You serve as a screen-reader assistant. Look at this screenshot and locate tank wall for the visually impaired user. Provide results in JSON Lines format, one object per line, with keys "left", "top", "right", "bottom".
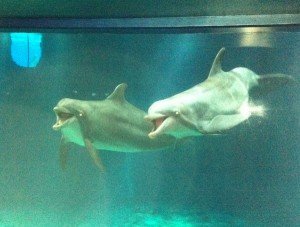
{"left": 0, "top": 30, "right": 299, "bottom": 226}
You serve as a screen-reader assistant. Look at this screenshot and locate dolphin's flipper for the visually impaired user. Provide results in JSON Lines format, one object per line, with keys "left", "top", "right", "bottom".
{"left": 201, "top": 113, "right": 250, "bottom": 134}
{"left": 250, "top": 74, "right": 295, "bottom": 96}
{"left": 71, "top": 109, "right": 105, "bottom": 171}
{"left": 59, "top": 136, "right": 70, "bottom": 170}
{"left": 84, "top": 138, "right": 105, "bottom": 171}
{"left": 200, "top": 101, "right": 265, "bottom": 133}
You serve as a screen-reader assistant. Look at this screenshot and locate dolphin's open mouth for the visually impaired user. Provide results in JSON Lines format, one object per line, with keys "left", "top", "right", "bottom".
{"left": 145, "top": 115, "right": 169, "bottom": 138}
{"left": 152, "top": 116, "right": 167, "bottom": 131}
{"left": 53, "top": 107, "right": 75, "bottom": 130}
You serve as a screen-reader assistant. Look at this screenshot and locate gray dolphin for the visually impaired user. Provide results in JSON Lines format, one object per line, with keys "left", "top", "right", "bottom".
{"left": 145, "top": 48, "right": 293, "bottom": 139}
{"left": 53, "top": 83, "right": 175, "bottom": 171}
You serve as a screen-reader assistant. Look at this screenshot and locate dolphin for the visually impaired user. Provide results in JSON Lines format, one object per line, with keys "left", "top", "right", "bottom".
{"left": 145, "top": 48, "right": 293, "bottom": 139}
{"left": 53, "top": 83, "right": 175, "bottom": 171}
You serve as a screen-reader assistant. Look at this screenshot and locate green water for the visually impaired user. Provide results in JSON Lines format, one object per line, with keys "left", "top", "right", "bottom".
{"left": 0, "top": 30, "right": 299, "bottom": 226}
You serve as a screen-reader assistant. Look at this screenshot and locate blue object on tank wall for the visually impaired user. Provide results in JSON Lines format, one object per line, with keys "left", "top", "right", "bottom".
{"left": 10, "top": 33, "right": 42, "bottom": 68}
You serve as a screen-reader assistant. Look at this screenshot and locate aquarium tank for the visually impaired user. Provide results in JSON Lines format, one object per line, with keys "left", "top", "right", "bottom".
{"left": 0, "top": 1, "right": 299, "bottom": 226}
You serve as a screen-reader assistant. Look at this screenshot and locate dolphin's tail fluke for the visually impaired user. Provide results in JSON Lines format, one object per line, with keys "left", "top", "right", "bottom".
{"left": 250, "top": 74, "right": 295, "bottom": 97}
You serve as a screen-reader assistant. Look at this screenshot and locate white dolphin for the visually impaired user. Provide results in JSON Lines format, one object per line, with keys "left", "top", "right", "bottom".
{"left": 145, "top": 48, "right": 293, "bottom": 139}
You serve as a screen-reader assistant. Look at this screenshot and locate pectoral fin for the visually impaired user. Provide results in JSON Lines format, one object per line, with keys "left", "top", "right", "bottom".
{"left": 201, "top": 113, "right": 250, "bottom": 134}
{"left": 59, "top": 136, "right": 70, "bottom": 170}
{"left": 84, "top": 138, "right": 105, "bottom": 172}
{"left": 72, "top": 110, "right": 105, "bottom": 171}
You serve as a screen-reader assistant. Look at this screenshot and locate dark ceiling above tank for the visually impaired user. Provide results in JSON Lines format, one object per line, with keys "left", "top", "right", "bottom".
{"left": 0, "top": 0, "right": 299, "bottom": 18}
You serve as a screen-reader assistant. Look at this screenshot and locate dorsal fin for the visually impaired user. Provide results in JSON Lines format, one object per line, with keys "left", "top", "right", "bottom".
{"left": 107, "top": 83, "right": 127, "bottom": 102}
{"left": 208, "top": 47, "right": 225, "bottom": 78}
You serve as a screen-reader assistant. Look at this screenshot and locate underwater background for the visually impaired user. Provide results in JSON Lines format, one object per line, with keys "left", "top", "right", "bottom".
{"left": 0, "top": 30, "right": 299, "bottom": 226}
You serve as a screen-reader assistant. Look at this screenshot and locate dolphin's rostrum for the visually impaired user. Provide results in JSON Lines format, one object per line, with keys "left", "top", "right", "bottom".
{"left": 53, "top": 84, "right": 175, "bottom": 171}
{"left": 145, "top": 48, "right": 294, "bottom": 139}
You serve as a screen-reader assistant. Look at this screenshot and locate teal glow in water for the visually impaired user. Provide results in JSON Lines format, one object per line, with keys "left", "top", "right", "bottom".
{"left": 0, "top": 31, "right": 298, "bottom": 226}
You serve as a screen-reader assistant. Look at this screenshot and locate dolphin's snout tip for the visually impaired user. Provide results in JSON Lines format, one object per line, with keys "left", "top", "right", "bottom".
{"left": 148, "top": 132, "right": 157, "bottom": 139}
{"left": 52, "top": 124, "right": 59, "bottom": 130}
{"left": 53, "top": 106, "right": 59, "bottom": 113}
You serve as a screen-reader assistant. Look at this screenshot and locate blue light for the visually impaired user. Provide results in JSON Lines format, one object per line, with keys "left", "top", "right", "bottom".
{"left": 10, "top": 33, "right": 42, "bottom": 68}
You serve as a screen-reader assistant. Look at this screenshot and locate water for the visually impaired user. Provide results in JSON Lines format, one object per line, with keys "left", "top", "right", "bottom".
{"left": 0, "top": 29, "right": 299, "bottom": 226}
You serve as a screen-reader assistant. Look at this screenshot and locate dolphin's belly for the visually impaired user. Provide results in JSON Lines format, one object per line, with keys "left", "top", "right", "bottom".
{"left": 61, "top": 120, "right": 166, "bottom": 152}
{"left": 61, "top": 123, "right": 85, "bottom": 146}
{"left": 92, "top": 134, "right": 173, "bottom": 152}
{"left": 93, "top": 140, "right": 145, "bottom": 152}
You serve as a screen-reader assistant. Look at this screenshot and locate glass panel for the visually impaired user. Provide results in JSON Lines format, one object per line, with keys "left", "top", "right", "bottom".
{"left": 0, "top": 28, "right": 299, "bottom": 226}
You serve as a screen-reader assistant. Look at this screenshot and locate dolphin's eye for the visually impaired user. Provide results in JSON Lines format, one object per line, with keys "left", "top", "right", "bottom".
{"left": 170, "top": 111, "right": 180, "bottom": 117}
